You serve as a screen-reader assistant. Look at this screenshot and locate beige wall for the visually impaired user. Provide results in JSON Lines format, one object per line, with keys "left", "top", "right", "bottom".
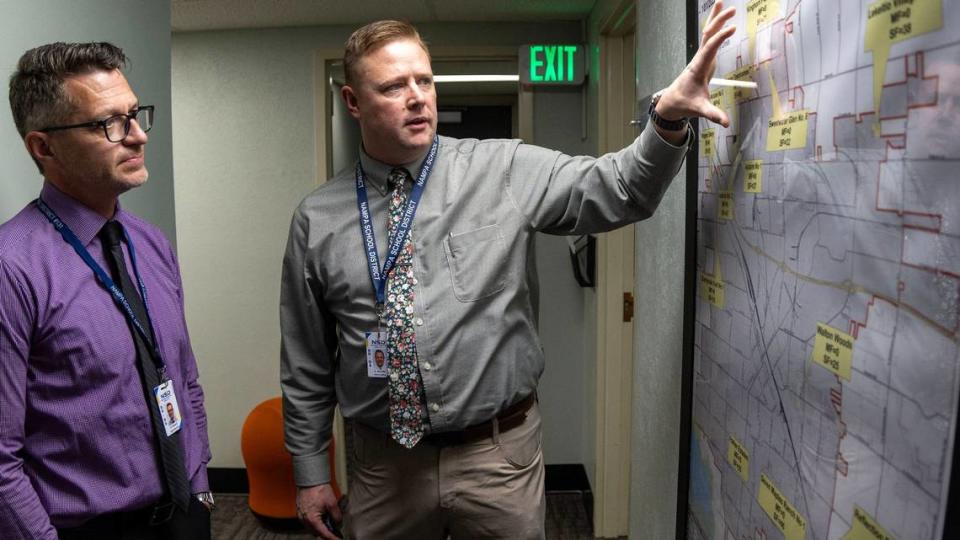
{"left": 172, "top": 21, "right": 597, "bottom": 470}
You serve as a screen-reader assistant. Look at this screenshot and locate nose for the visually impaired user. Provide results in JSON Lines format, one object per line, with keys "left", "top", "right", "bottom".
{"left": 407, "top": 81, "right": 426, "bottom": 108}
{"left": 124, "top": 117, "right": 149, "bottom": 146}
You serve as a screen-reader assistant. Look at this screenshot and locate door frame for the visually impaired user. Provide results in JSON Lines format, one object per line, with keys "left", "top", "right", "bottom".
{"left": 594, "top": 0, "right": 638, "bottom": 536}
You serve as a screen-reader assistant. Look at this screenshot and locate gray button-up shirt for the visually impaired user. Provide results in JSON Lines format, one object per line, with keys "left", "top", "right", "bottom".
{"left": 280, "top": 123, "right": 689, "bottom": 485}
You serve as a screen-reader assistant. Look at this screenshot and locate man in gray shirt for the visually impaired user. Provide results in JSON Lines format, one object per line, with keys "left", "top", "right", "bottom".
{"left": 282, "top": 5, "right": 736, "bottom": 539}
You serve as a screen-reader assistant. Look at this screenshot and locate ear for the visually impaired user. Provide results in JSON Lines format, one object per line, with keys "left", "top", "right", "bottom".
{"left": 342, "top": 85, "right": 362, "bottom": 119}
{"left": 24, "top": 131, "right": 57, "bottom": 165}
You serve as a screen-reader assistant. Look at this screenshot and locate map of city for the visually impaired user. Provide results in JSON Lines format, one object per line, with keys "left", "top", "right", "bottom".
{"left": 688, "top": 0, "right": 960, "bottom": 539}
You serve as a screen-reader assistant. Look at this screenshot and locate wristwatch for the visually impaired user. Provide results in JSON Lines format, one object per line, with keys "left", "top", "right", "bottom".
{"left": 195, "top": 491, "right": 216, "bottom": 511}
{"left": 648, "top": 90, "right": 689, "bottom": 132}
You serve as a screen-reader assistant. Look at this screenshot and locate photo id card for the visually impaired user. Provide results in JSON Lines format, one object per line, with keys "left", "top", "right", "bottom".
{"left": 365, "top": 331, "right": 389, "bottom": 378}
{"left": 154, "top": 380, "right": 182, "bottom": 436}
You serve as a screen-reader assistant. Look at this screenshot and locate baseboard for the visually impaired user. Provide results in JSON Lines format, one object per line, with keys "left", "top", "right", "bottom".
{"left": 210, "top": 463, "right": 591, "bottom": 495}
{"left": 543, "top": 463, "right": 591, "bottom": 493}
{"left": 211, "top": 463, "right": 593, "bottom": 531}
{"left": 208, "top": 467, "right": 248, "bottom": 494}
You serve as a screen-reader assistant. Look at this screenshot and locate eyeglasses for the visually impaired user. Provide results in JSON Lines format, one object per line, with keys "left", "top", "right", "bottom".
{"left": 39, "top": 105, "right": 154, "bottom": 143}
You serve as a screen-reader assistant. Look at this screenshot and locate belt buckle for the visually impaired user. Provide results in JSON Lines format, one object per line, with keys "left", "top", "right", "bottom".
{"left": 148, "top": 502, "right": 175, "bottom": 526}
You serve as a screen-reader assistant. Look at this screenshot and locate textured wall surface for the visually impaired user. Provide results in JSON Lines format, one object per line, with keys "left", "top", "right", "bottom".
{"left": 631, "top": 1, "right": 691, "bottom": 539}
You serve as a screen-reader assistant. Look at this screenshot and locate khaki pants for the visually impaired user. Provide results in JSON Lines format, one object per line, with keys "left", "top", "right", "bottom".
{"left": 344, "top": 402, "right": 546, "bottom": 540}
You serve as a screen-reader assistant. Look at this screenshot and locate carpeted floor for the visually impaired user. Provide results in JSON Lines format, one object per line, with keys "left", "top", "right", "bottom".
{"left": 212, "top": 492, "right": 594, "bottom": 539}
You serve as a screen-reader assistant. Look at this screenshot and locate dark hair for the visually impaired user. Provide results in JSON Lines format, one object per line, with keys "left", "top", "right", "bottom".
{"left": 8, "top": 42, "right": 127, "bottom": 138}
{"left": 344, "top": 20, "right": 429, "bottom": 86}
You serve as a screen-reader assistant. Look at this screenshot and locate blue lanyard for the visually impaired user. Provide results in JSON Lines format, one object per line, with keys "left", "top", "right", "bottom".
{"left": 35, "top": 198, "right": 167, "bottom": 375}
{"left": 355, "top": 136, "right": 439, "bottom": 315}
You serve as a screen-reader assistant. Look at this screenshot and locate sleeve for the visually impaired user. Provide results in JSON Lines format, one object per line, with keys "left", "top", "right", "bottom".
{"left": 279, "top": 203, "right": 340, "bottom": 487}
{"left": 507, "top": 120, "right": 692, "bottom": 235}
{"left": 0, "top": 260, "right": 58, "bottom": 540}
{"left": 168, "top": 245, "right": 212, "bottom": 493}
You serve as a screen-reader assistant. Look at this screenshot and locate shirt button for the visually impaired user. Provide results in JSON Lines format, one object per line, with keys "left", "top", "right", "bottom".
{"left": 415, "top": 318, "right": 424, "bottom": 326}
{"left": 430, "top": 403, "right": 440, "bottom": 412}
{"left": 422, "top": 362, "right": 432, "bottom": 371}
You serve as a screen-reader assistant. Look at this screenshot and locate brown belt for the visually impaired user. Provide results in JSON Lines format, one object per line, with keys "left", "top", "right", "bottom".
{"left": 423, "top": 393, "right": 536, "bottom": 447}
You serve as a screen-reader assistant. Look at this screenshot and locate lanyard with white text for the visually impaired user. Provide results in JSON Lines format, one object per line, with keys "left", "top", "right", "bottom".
{"left": 355, "top": 136, "right": 439, "bottom": 322}
{"left": 35, "top": 198, "right": 168, "bottom": 377}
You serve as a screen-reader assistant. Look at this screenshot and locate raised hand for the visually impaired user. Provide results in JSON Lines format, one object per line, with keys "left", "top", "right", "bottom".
{"left": 655, "top": 0, "right": 738, "bottom": 129}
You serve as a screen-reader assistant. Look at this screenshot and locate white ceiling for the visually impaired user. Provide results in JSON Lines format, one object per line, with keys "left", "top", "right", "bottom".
{"left": 172, "top": 0, "right": 598, "bottom": 32}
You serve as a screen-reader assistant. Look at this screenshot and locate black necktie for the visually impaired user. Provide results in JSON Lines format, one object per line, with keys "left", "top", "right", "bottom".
{"left": 99, "top": 221, "right": 191, "bottom": 512}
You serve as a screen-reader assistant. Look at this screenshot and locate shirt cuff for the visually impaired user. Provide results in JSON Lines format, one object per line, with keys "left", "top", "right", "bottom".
{"left": 190, "top": 466, "right": 210, "bottom": 493}
{"left": 646, "top": 120, "right": 694, "bottom": 151}
{"left": 292, "top": 451, "right": 331, "bottom": 487}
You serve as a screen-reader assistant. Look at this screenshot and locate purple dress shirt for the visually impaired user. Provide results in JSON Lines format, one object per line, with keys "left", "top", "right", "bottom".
{"left": 0, "top": 183, "right": 211, "bottom": 538}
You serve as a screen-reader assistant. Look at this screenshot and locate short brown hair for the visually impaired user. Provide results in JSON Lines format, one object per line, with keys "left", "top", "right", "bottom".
{"left": 8, "top": 42, "right": 127, "bottom": 138}
{"left": 343, "top": 20, "right": 429, "bottom": 86}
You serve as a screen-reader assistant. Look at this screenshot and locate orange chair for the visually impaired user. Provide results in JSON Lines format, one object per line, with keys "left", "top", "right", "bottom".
{"left": 241, "top": 397, "right": 340, "bottom": 520}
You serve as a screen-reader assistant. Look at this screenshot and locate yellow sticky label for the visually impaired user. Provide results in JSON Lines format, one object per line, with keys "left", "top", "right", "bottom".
{"left": 744, "top": 160, "right": 763, "bottom": 192}
{"left": 841, "top": 506, "right": 894, "bottom": 540}
{"left": 700, "top": 272, "right": 725, "bottom": 308}
{"left": 727, "top": 436, "right": 750, "bottom": 482}
{"left": 710, "top": 88, "right": 724, "bottom": 109}
{"left": 746, "top": 0, "right": 781, "bottom": 60}
{"left": 710, "top": 87, "right": 732, "bottom": 111}
{"left": 719, "top": 191, "right": 734, "bottom": 220}
{"left": 865, "top": 0, "right": 942, "bottom": 134}
{"left": 766, "top": 110, "right": 810, "bottom": 151}
{"left": 726, "top": 66, "right": 758, "bottom": 102}
{"left": 812, "top": 323, "right": 855, "bottom": 380}
{"left": 702, "top": 128, "right": 716, "bottom": 157}
{"left": 758, "top": 474, "right": 807, "bottom": 540}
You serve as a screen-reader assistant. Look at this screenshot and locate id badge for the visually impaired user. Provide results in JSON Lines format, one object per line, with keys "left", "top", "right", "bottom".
{"left": 365, "top": 331, "right": 389, "bottom": 378}
{"left": 154, "top": 380, "right": 183, "bottom": 436}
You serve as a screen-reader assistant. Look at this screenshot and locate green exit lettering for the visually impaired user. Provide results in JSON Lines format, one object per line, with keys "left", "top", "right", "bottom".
{"left": 530, "top": 45, "right": 579, "bottom": 82}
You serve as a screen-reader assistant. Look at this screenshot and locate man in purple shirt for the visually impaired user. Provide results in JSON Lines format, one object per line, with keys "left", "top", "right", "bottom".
{"left": 0, "top": 42, "right": 213, "bottom": 539}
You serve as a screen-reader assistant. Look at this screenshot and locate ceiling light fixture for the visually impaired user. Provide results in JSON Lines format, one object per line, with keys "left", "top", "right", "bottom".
{"left": 433, "top": 75, "right": 519, "bottom": 83}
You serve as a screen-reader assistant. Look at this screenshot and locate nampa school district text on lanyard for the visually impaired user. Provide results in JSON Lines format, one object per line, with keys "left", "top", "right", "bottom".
{"left": 355, "top": 136, "right": 438, "bottom": 379}
{"left": 35, "top": 198, "right": 183, "bottom": 437}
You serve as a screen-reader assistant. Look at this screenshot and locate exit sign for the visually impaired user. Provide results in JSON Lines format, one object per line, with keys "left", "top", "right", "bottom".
{"left": 519, "top": 44, "right": 586, "bottom": 85}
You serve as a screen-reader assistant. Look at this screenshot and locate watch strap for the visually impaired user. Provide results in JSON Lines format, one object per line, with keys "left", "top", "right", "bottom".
{"left": 648, "top": 101, "right": 689, "bottom": 131}
{"left": 648, "top": 91, "right": 689, "bottom": 131}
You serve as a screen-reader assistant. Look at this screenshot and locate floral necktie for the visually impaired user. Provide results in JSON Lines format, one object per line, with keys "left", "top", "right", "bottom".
{"left": 385, "top": 167, "right": 427, "bottom": 448}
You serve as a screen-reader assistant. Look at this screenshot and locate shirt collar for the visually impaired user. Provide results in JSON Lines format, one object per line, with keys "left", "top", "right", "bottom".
{"left": 40, "top": 181, "right": 125, "bottom": 247}
{"left": 357, "top": 144, "right": 430, "bottom": 196}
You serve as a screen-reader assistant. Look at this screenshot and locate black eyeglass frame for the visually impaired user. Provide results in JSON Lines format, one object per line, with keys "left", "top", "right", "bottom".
{"left": 38, "top": 105, "right": 154, "bottom": 142}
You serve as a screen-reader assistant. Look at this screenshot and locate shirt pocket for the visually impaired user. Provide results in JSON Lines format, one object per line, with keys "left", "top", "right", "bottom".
{"left": 442, "top": 224, "right": 508, "bottom": 302}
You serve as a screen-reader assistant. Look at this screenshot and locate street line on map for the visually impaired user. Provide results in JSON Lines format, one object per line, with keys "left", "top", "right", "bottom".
{"left": 729, "top": 224, "right": 813, "bottom": 523}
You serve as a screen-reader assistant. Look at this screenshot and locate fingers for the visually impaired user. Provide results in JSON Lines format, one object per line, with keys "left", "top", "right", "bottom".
{"left": 296, "top": 485, "right": 341, "bottom": 538}
{"left": 701, "top": 0, "right": 726, "bottom": 46}
{"left": 329, "top": 500, "right": 344, "bottom": 522}
{"left": 702, "top": 5, "right": 737, "bottom": 45}
{"left": 699, "top": 101, "right": 731, "bottom": 128}
{"left": 317, "top": 519, "right": 340, "bottom": 540}
{"left": 691, "top": 22, "right": 737, "bottom": 75}
{"left": 302, "top": 509, "right": 340, "bottom": 539}
{"left": 301, "top": 512, "right": 328, "bottom": 537}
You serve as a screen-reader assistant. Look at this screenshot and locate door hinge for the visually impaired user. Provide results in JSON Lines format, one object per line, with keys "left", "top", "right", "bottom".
{"left": 623, "top": 292, "right": 634, "bottom": 322}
